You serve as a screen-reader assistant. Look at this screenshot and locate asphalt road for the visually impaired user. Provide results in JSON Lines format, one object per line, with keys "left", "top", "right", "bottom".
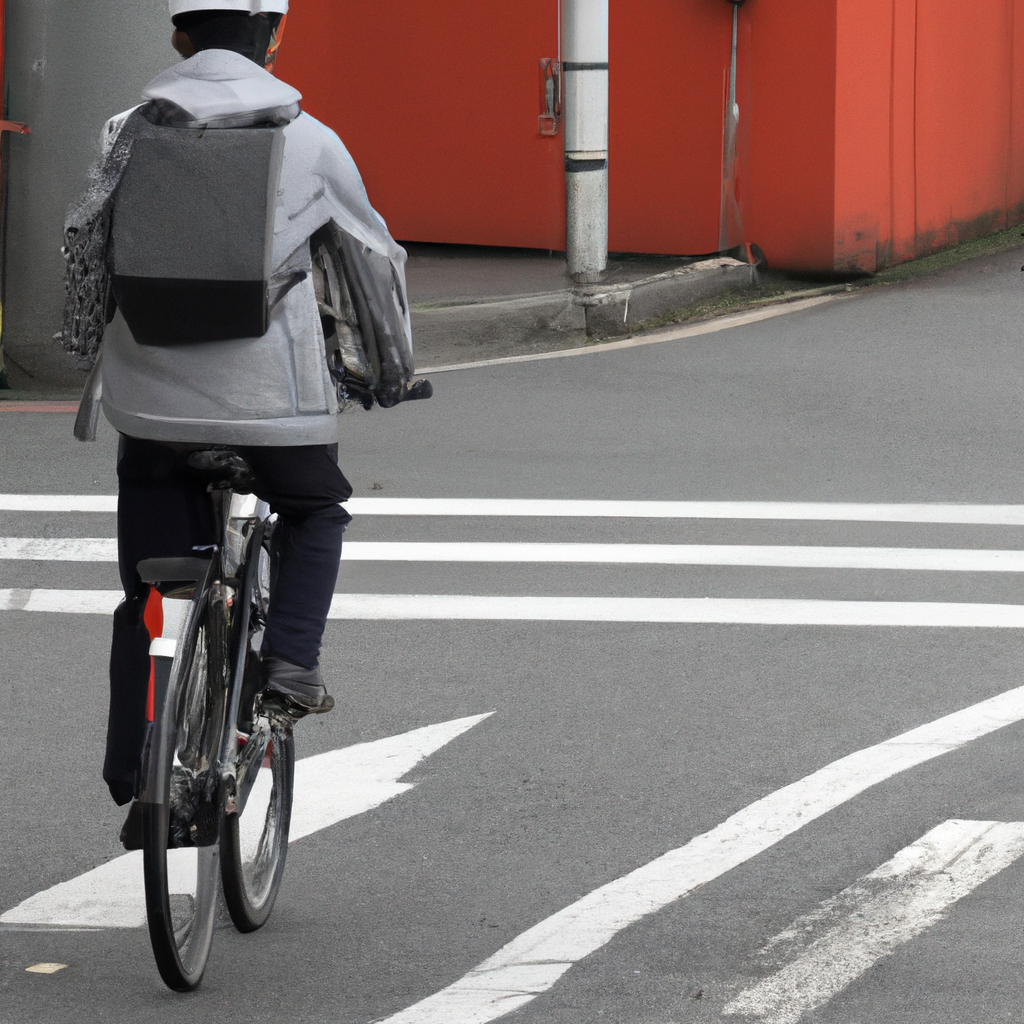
{"left": 3, "top": 245, "right": 1024, "bottom": 1022}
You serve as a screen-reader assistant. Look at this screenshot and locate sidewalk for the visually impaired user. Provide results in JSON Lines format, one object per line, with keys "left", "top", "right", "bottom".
{"left": 404, "top": 243, "right": 756, "bottom": 368}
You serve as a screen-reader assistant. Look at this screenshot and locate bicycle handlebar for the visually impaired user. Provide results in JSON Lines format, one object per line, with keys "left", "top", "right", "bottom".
{"left": 403, "top": 379, "right": 433, "bottom": 401}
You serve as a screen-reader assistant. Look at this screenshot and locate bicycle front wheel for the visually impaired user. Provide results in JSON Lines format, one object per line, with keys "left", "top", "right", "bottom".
{"left": 221, "top": 719, "right": 294, "bottom": 931}
{"left": 143, "top": 586, "right": 229, "bottom": 991}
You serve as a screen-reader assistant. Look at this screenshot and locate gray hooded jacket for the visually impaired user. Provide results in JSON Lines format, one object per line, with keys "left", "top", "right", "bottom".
{"left": 97, "top": 50, "right": 412, "bottom": 446}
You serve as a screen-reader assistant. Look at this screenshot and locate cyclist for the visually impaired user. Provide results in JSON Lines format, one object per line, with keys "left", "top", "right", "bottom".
{"left": 62, "top": 0, "right": 416, "bottom": 841}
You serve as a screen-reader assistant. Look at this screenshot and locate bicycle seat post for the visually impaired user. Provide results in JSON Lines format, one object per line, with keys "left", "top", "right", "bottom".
{"left": 184, "top": 449, "right": 258, "bottom": 567}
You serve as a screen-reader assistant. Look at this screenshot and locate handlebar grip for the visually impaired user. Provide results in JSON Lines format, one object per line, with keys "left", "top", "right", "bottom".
{"left": 404, "top": 379, "right": 433, "bottom": 401}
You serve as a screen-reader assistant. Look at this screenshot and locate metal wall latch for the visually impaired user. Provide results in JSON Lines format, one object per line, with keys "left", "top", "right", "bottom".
{"left": 539, "top": 58, "right": 562, "bottom": 136}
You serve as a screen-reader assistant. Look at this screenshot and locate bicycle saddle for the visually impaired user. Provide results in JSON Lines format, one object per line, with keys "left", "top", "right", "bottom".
{"left": 185, "top": 449, "right": 256, "bottom": 494}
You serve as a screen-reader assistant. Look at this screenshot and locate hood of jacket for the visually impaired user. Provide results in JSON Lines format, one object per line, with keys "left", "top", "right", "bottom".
{"left": 141, "top": 49, "right": 302, "bottom": 127}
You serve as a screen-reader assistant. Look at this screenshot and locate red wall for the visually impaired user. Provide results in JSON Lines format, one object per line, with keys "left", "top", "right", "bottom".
{"left": 744, "top": 0, "right": 837, "bottom": 272}
{"left": 834, "top": 0, "right": 1024, "bottom": 272}
{"left": 278, "top": 1, "right": 1024, "bottom": 273}
{"left": 276, "top": 0, "right": 566, "bottom": 249}
{"left": 608, "top": 1, "right": 730, "bottom": 254}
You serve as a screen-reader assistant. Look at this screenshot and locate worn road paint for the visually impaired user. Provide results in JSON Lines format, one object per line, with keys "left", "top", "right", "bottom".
{"left": 0, "top": 715, "right": 490, "bottom": 930}
{"left": 0, "top": 590, "right": 121, "bottom": 614}
{"left": 8, "top": 495, "right": 1024, "bottom": 524}
{"left": 8, "top": 589, "right": 1024, "bottom": 627}
{"left": 375, "top": 687, "right": 1024, "bottom": 1024}
{"left": 13, "top": 537, "right": 1024, "bottom": 573}
{"left": 24, "top": 963, "right": 69, "bottom": 974}
{"left": 723, "top": 819, "right": 1024, "bottom": 1024}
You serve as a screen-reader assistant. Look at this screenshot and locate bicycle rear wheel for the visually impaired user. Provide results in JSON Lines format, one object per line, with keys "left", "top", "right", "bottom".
{"left": 143, "top": 585, "right": 229, "bottom": 991}
{"left": 221, "top": 528, "right": 295, "bottom": 930}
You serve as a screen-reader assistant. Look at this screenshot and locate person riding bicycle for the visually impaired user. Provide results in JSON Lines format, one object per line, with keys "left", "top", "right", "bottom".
{"left": 62, "top": 0, "right": 418, "bottom": 834}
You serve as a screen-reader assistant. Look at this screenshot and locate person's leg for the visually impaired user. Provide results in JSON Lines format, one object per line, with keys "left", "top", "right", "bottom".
{"left": 237, "top": 443, "right": 351, "bottom": 701}
{"left": 105, "top": 436, "right": 216, "bottom": 805}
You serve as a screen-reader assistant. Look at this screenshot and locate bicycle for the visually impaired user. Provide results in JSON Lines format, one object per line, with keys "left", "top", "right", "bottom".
{"left": 135, "top": 450, "right": 295, "bottom": 991}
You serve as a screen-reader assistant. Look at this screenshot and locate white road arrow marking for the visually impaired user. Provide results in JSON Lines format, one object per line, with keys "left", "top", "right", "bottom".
{"left": 7, "top": 495, "right": 1024, "bottom": 523}
{"left": 375, "top": 685, "right": 1024, "bottom": 1024}
{"left": 723, "top": 819, "right": 1024, "bottom": 1024}
{"left": 0, "top": 714, "right": 490, "bottom": 930}
{"left": 13, "top": 537, "right": 1024, "bottom": 572}
{"left": 9, "top": 590, "right": 1024, "bottom": 627}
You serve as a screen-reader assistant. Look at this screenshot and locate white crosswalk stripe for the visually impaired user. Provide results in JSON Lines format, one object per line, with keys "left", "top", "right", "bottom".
{"left": 7, "top": 536, "right": 1024, "bottom": 571}
{"left": 6, "top": 494, "right": 1024, "bottom": 522}
{"left": 4, "top": 496, "right": 1024, "bottom": 623}
{"left": 5, "top": 591, "right": 1024, "bottom": 626}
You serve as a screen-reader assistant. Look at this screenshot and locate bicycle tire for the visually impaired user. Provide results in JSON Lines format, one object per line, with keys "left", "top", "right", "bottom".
{"left": 143, "top": 583, "right": 229, "bottom": 991}
{"left": 220, "top": 722, "right": 294, "bottom": 930}
{"left": 221, "top": 528, "right": 295, "bottom": 930}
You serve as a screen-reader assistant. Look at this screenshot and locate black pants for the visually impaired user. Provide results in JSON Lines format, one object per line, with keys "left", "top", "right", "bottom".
{"left": 105, "top": 435, "right": 352, "bottom": 805}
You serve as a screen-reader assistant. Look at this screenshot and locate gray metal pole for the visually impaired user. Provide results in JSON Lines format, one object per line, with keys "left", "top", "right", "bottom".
{"left": 563, "top": 0, "right": 608, "bottom": 283}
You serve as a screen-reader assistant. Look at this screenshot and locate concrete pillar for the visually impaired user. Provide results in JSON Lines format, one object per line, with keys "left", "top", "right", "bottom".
{"left": 563, "top": 0, "right": 608, "bottom": 284}
{"left": 3, "top": 0, "right": 168, "bottom": 388}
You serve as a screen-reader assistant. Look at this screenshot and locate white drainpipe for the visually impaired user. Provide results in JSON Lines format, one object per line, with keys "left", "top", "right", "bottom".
{"left": 563, "top": 0, "right": 608, "bottom": 283}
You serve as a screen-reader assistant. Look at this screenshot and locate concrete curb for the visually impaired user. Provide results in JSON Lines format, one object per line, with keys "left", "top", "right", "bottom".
{"left": 410, "top": 256, "right": 757, "bottom": 364}
{"left": 577, "top": 256, "right": 755, "bottom": 336}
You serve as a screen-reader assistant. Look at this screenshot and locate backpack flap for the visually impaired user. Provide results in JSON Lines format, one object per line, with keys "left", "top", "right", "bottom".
{"left": 110, "top": 123, "right": 284, "bottom": 345}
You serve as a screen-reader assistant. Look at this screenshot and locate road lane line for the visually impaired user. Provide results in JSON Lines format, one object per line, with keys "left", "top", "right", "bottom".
{"left": 0, "top": 715, "right": 491, "bottom": 930}
{"left": 8, "top": 589, "right": 1024, "bottom": 626}
{"left": 12, "top": 537, "right": 1024, "bottom": 572}
{"left": 0, "top": 589, "right": 122, "bottom": 614}
{"left": 325, "top": 595, "right": 1024, "bottom": 626}
{"left": 376, "top": 686, "right": 1024, "bottom": 1024}
{"left": 0, "top": 538, "right": 117, "bottom": 560}
{"left": 723, "top": 819, "right": 1024, "bottom": 1024}
{"left": 8, "top": 495, "right": 1024, "bottom": 523}
{"left": 0, "top": 495, "right": 118, "bottom": 512}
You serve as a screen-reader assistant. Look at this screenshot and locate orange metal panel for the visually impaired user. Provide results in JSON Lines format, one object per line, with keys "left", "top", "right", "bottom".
{"left": 742, "top": 0, "right": 837, "bottom": 273}
{"left": 1010, "top": 0, "right": 1024, "bottom": 226}
{"left": 608, "top": 1, "right": 730, "bottom": 255}
{"left": 833, "top": 0, "right": 892, "bottom": 272}
{"left": 913, "top": 0, "right": 1014, "bottom": 251}
{"left": 275, "top": 0, "right": 566, "bottom": 248}
{"left": 887, "top": 0, "right": 918, "bottom": 264}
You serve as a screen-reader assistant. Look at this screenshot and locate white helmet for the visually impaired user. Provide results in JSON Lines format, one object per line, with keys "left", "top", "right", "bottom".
{"left": 169, "top": 0, "right": 288, "bottom": 15}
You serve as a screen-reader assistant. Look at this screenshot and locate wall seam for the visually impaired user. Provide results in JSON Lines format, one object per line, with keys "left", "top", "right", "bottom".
{"left": 1007, "top": 0, "right": 1014, "bottom": 223}
{"left": 888, "top": 0, "right": 897, "bottom": 264}
{"left": 912, "top": 0, "right": 918, "bottom": 255}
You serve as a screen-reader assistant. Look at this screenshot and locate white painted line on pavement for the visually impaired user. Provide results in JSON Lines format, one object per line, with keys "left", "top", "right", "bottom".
{"left": 377, "top": 687, "right": 1024, "bottom": 1024}
{"left": 7, "top": 589, "right": 1024, "bottom": 627}
{"left": 0, "top": 495, "right": 117, "bottom": 512}
{"left": 421, "top": 295, "right": 843, "bottom": 373}
{"left": 723, "top": 819, "right": 1024, "bottom": 1024}
{"left": 326, "top": 594, "right": 1024, "bottom": 627}
{"left": 346, "top": 498, "right": 1024, "bottom": 524}
{"left": 338, "top": 542, "right": 1024, "bottom": 571}
{"left": 11, "top": 537, "right": 1024, "bottom": 572}
{"left": 330, "top": 595, "right": 1024, "bottom": 627}
{"left": 0, "top": 538, "right": 116, "bottom": 560}
{"left": 7, "top": 495, "right": 1024, "bottom": 524}
{"left": 0, "top": 589, "right": 122, "bottom": 614}
{"left": 0, "top": 714, "right": 491, "bottom": 930}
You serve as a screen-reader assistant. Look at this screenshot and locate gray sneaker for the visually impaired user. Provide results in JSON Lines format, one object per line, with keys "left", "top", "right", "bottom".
{"left": 260, "top": 656, "right": 335, "bottom": 718}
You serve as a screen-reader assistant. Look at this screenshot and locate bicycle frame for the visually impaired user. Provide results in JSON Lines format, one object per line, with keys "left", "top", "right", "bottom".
{"left": 138, "top": 487, "right": 271, "bottom": 824}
